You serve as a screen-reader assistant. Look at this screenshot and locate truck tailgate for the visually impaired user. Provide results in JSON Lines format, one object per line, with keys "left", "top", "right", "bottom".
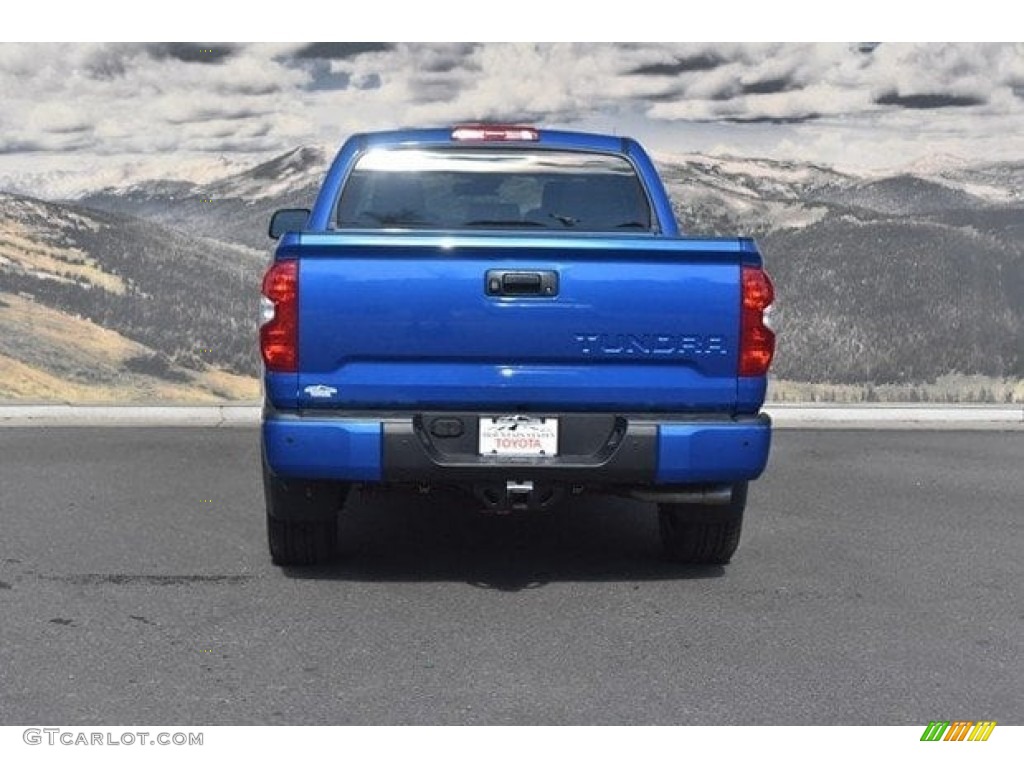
{"left": 291, "top": 233, "right": 752, "bottom": 412}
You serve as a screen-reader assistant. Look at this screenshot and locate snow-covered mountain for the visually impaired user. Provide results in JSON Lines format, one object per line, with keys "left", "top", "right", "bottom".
{"left": 75, "top": 146, "right": 329, "bottom": 249}
{"left": 923, "top": 161, "right": 1024, "bottom": 205}
{"left": 655, "top": 153, "right": 1009, "bottom": 236}
{"left": 0, "top": 153, "right": 259, "bottom": 202}
{"left": 8, "top": 143, "right": 1018, "bottom": 217}
{"left": 66, "top": 146, "right": 1023, "bottom": 251}
{"left": 203, "top": 146, "right": 330, "bottom": 200}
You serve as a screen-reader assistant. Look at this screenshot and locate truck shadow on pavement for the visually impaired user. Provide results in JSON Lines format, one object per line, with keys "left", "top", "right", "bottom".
{"left": 282, "top": 489, "right": 725, "bottom": 591}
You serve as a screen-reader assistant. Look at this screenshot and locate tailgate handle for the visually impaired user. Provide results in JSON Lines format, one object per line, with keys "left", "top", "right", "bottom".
{"left": 486, "top": 270, "right": 559, "bottom": 297}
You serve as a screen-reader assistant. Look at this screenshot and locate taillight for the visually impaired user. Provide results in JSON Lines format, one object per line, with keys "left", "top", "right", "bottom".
{"left": 260, "top": 260, "right": 298, "bottom": 372}
{"left": 451, "top": 124, "right": 539, "bottom": 142}
{"left": 739, "top": 265, "right": 775, "bottom": 377}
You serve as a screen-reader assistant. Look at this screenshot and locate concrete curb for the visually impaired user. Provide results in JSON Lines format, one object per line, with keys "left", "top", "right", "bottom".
{"left": 767, "top": 405, "right": 1023, "bottom": 430}
{"left": 0, "top": 405, "right": 261, "bottom": 427}
{"left": 0, "top": 404, "right": 1020, "bottom": 429}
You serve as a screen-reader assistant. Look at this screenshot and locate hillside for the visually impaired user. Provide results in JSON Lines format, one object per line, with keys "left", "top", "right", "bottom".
{"left": 0, "top": 192, "right": 264, "bottom": 400}
{"left": 656, "top": 154, "right": 1024, "bottom": 385}
{"left": 763, "top": 215, "right": 1023, "bottom": 383}
{"left": 2, "top": 146, "right": 1022, "bottom": 402}
{"left": 0, "top": 293, "right": 257, "bottom": 401}
{"left": 80, "top": 146, "right": 328, "bottom": 250}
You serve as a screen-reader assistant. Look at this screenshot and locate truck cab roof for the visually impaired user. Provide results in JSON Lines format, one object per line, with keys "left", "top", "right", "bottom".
{"left": 348, "top": 126, "right": 637, "bottom": 154}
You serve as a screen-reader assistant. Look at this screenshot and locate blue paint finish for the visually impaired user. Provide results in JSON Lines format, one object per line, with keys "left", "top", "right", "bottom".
{"left": 737, "top": 376, "right": 769, "bottom": 414}
{"left": 736, "top": 237, "right": 765, "bottom": 267}
{"left": 263, "top": 418, "right": 381, "bottom": 480}
{"left": 293, "top": 244, "right": 744, "bottom": 411}
{"left": 299, "top": 362, "right": 737, "bottom": 412}
{"left": 262, "top": 126, "right": 774, "bottom": 492}
{"left": 295, "top": 231, "right": 750, "bottom": 256}
{"left": 263, "top": 373, "right": 298, "bottom": 409}
{"left": 623, "top": 136, "right": 679, "bottom": 235}
{"left": 656, "top": 421, "right": 771, "bottom": 483}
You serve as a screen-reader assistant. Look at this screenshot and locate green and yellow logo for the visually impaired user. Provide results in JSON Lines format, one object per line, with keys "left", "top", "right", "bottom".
{"left": 920, "top": 721, "right": 996, "bottom": 742}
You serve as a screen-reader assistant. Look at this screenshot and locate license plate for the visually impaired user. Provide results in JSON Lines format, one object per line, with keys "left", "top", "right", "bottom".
{"left": 479, "top": 415, "right": 558, "bottom": 457}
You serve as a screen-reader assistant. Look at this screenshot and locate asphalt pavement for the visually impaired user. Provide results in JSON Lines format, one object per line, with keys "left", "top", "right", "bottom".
{"left": 1, "top": 427, "right": 1021, "bottom": 724}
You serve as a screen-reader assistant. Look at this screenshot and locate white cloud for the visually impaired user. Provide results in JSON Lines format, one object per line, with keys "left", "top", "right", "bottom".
{"left": 0, "top": 42, "right": 1021, "bottom": 179}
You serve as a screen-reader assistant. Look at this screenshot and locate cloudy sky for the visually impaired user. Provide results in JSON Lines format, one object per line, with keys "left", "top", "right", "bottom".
{"left": 1, "top": 42, "right": 1022, "bottom": 188}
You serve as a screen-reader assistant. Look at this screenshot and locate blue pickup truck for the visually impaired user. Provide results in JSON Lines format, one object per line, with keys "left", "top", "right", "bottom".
{"left": 260, "top": 125, "right": 775, "bottom": 566}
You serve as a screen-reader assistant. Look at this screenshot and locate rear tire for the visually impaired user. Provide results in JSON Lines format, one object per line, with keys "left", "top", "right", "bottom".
{"left": 658, "top": 482, "right": 747, "bottom": 565}
{"left": 264, "top": 462, "right": 348, "bottom": 566}
{"left": 267, "top": 514, "right": 338, "bottom": 566}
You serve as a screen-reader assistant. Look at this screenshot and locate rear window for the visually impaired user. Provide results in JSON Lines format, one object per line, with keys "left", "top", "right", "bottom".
{"left": 334, "top": 148, "right": 653, "bottom": 232}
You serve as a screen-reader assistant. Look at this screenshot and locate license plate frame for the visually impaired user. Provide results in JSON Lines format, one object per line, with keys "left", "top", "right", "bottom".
{"left": 478, "top": 415, "right": 558, "bottom": 457}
